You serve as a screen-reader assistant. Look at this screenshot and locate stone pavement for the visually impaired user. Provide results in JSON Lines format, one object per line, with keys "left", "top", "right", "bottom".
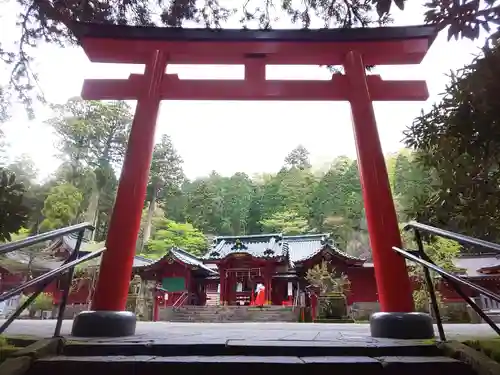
{"left": 1, "top": 320, "right": 497, "bottom": 344}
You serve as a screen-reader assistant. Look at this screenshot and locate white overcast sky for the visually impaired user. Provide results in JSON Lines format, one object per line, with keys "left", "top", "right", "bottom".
{"left": 0, "top": 0, "right": 488, "bottom": 181}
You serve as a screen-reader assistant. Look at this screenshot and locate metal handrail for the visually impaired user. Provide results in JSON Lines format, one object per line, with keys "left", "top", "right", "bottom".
{"left": 394, "top": 247, "right": 500, "bottom": 304}
{"left": 405, "top": 221, "right": 500, "bottom": 253}
{"left": 173, "top": 291, "right": 189, "bottom": 309}
{"left": 0, "top": 248, "right": 105, "bottom": 303}
{"left": 0, "top": 223, "right": 101, "bottom": 337}
{"left": 0, "top": 222, "right": 94, "bottom": 256}
{"left": 395, "top": 221, "right": 500, "bottom": 341}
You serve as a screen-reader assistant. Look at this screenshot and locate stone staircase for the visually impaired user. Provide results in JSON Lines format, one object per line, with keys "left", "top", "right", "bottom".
{"left": 159, "top": 305, "right": 298, "bottom": 322}
{"left": 485, "top": 309, "right": 500, "bottom": 323}
{"left": 24, "top": 337, "right": 478, "bottom": 375}
{"left": 205, "top": 292, "right": 219, "bottom": 306}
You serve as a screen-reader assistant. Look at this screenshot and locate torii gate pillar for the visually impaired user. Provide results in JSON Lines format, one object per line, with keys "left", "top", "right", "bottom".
{"left": 72, "top": 50, "right": 167, "bottom": 337}
{"left": 69, "top": 22, "right": 437, "bottom": 339}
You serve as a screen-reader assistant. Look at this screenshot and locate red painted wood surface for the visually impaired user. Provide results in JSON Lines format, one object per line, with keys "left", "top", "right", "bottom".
{"left": 344, "top": 50, "right": 414, "bottom": 312}
{"left": 80, "top": 38, "right": 431, "bottom": 65}
{"left": 78, "top": 27, "right": 433, "bottom": 314}
{"left": 82, "top": 74, "right": 429, "bottom": 102}
{"left": 91, "top": 50, "right": 168, "bottom": 311}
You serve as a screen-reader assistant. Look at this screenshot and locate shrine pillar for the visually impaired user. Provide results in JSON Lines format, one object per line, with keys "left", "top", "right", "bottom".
{"left": 153, "top": 298, "right": 159, "bottom": 322}
{"left": 219, "top": 267, "right": 226, "bottom": 305}
{"left": 264, "top": 271, "right": 272, "bottom": 305}
{"left": 343, "top": 50, "right": 414, "bottom": 313}
{"left": 72, "top": 50, "right": 168, "bottom": 337}
{"left": 226, "top": 273, "right": 236, "bottom": 305}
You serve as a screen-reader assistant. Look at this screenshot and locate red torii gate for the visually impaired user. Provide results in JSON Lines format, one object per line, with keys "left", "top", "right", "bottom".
{"left": 70, "top": 22, "right": 437, "bottom": 338}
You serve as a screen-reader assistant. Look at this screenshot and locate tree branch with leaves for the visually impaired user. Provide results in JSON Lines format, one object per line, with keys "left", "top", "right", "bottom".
{"left": 2, "top": 0, "right": 498, "bottom": 121}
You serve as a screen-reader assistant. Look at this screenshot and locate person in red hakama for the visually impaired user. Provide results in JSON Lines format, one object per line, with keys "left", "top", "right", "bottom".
{"left": 255, "top": 283, "right": 266, "bottom": 306}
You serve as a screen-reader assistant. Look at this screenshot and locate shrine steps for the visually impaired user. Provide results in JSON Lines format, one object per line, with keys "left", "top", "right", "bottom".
{"left": 26, "top": 340, "right": 476, "bottom": 375}
{"left": 27, "top": 355, "right": 475, "bottom": 375}
{"left": 160, "top": 305, "right": 298, "bottom": 322}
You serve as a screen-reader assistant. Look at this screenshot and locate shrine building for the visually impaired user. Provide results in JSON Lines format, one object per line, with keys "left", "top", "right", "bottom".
{"left": 133, "top": 233, "right": 377, "bottom": 310}
{"left": 1, "top": 232, "right": 500, "bottom": 321}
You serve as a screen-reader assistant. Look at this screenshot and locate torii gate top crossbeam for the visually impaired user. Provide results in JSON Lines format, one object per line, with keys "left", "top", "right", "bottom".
{"left": 70, "top": 22, "right": 437, "bottom": 66}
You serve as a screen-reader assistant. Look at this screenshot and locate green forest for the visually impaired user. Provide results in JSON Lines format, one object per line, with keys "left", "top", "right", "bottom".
{"left": 0, "top": 96, "right": 431, "bottom": 259}
{"left": 1, "top": 39, "right": 500, "bottom": 261}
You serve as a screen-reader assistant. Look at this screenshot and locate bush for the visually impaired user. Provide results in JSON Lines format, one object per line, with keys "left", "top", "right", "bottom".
{"left": 0, "top": 336, "right": 18, "bottom": 364}
{"left": 464, "top": 339, "right": 500, "bottom": 363}
{"left": 20, "top": 293, "right": 54, "bottom": 318}
{"left": 319, "top": 293, "right": 347, "bottom": 319}
{"left": 443, "top": 303, "right": 472, "bottom": 323}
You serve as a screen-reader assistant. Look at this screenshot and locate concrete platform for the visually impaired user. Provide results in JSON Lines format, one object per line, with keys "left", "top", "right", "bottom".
{"left": 1, "top": 320, "right": 497, "bottom": 345}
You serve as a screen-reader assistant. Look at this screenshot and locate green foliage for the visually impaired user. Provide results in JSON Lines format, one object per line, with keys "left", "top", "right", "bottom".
{"left": 185, "top": 178, "right": 222, "bottom": 234}
{"left": 404, "top": 44, "right": 500, "bottom": 243}
{"left": 144, "top": 218, "right": 207, "bottom": 258}
{"left": 48, "top": 98, "right": 131, "bottom": 170}
{"left": 402, "top": 231, "right": 461, "bottom": 311}
{"left": 464, "top": 338, "right": 500, "bottom": 363}
{"left": 0, "top": 168, "right": 29, "bottom": 242}
{"left": 5, "top": 154, "right": 49, "bottom": 234}
{"left": 1, "top": 123, "right": 440, "bottom": 266}
{"left": 147, "top": 134, "right": 184, "bottom": 202}
{"left": 284, "top": 145, "right": 311, "bottom": 170}
{"left": 391, "top": 151, "right": 435, "bottom": 222}
{"left": 310, "top": 156, "right": 366, "bottom": 252}
{"left": 305, "top": 261, "right": 350, "bottom": 319}
{"left": 305, "top": 261, "right": 350, "bottom": 295}
{"left": 0, "top": 130, "right": 8, "bottom": 168}
{"left": 140, "top": 134, "right": 185, "bottom": 250}
{"left": 20, "top": 292, "right": 53, "bottom": 313}
{"left": 142, "top": 145, "right": 433, "bottom": 262}
{"left": 45, "top": 98, "right": 132, "bottom": 238}
{"left": 40, "top": 184, "right": 83, "bottom": 231}
{"left": 9, "top": 227, "right": 30, "bottom": 242}
{"left": 260, "top": 210, "right": 309, "bottom": 235}
{"left": 6, "top": 155, "right": 37, "bottom": 189}
{"left": 222, "top": 173, "right": 255, "bottom": 235}
{"left": 0, "top": 336, "right": 9, "bottom": 348}
{"left": 32, "top": 292, "right": 53, "bottom": 311}
{"left": 423, "top": 0, "right": 499, "bottom": 43}
{"left": 0, "top": 338, "right": 17, "bottom": 364}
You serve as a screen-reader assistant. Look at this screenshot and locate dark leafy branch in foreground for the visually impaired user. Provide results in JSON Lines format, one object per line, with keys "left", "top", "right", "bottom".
{"left": 0, "top": 0, "right": 499, "bottom": 121}
{"left": 403, "top": 43, "right": 500, "bottom": 242}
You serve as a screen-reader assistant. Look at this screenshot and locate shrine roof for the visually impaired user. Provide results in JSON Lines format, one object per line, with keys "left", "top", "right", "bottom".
{"left": 134, "top": 247, "right": 217, "bottom": 275}
{"left": 71, "top": 22, "right": 436, "bottom": 44}
{"left": 205, "top": 234, "right": 285, "bottom": 260}
{"left": 284, "top": 234, "right": 365, "bottom": 265}
{"left": 170, "top": 247, "right": 218, "bottom": 274}
{"left": 453, "top": 254, "right": 500, "bottom": 278}
{"left": 204, "top": 232, "right": 366, "bottom": 265}
{"left": 0, "top": 234, "right": 154, "bottom": 273}
{"left": 63, "top": 234, "right": 153, "bottom": 268}
{"left": 62, "top": 233, "right": 104, "bottom": 253}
